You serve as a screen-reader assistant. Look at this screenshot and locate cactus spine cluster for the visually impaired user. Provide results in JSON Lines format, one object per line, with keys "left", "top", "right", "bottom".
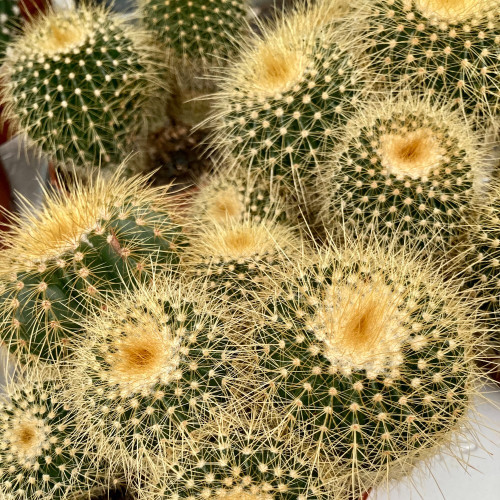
{"left": 318, "top": 94, "right": 485, "bottom": 251}
{"left": 0, "top": 169, "right": 184, "bottom": 363}
{"left": 0, "top": 0, "right": 20, "bottom": 57}
{"left": 209, "top": 4, "right": 366, "bottom": 199}
{"left": 351, "top": 0, "right": 500, "bottom": 127}
{"left": 0, "top": 5, "right": 162, "bottom": 172}
{"left": 248, "top": 240, "right": 480, "bottom": 497}
{"left": 0, "top": 368, "right": 108, "bottom": 500}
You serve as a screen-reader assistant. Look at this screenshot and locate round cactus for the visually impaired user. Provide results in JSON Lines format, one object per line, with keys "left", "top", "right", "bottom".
{"left": 318, "top": 94, "right": 486, "bottom": 252}
{"left": 0, "top": 168, "right": 185, "bottom": 363}
{"left": 0, "top": 5, "right": 162, "bottom": 173}
{"left": 0, "top": 367, "right": 110, "bottom": 500}
{"left": 183, "top": 217, "right": 302, "bottom": 300}
{"left": 138, "top": 430, "right": 328, "bottom": 500}
{"left": 138, "top": 0, "right": 249, "bottom": 125}
{"left": 190, "top": 169, "right": 287, "bottom": 227}
{"left": 351, "top": 0, "right": 500, "bottom": 128}
{"left": 65, "top": 276, "right": 249, "bottom": 484}
{"left": 208, "top": 4, "right": 366, "bottom": 200}
{"left": 249, "top": 239, "right": 482, "bottom": 497}
{"left": 0, "top": 0, "right": 21, "bottom": 58}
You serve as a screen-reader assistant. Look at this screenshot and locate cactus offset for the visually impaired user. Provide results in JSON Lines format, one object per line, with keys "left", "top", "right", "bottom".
{"left": 0, "top": 5, "right": 162, "bottom": 173}
{"left": 249, "top": 239, "right": 483, "bottom": 497}
{"left": 318, "top": 94, "right": 486, "bottom": 252}
{"left": 0, "top": 168, "right": 185, "bottom": 363}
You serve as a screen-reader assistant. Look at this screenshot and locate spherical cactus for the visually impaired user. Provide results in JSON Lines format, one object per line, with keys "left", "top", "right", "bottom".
{"left": 318, "top": 94, "right": 486, "bottom": 252}
{"left": 183, "top": 217, "right": 302, "bottom": 300}
{"left": 0, "top": 168, "right": 185, "bottom": 363}
{"left": 351, "top": 0, "right": 500, "bottom": 128}
{"left": 0, "top": 367, "right": 110, "bottom": 500}
{"left": 138, "top": 430, "right": 328, "bottom": 500}
{"left": 0, "top": 5, "right": 162, "bottom": 173}
{"left": 190, "top": 169, "right": 287, "bottom": 227}
{"left": 0, "top": 0, "right": 21, "bottom": 58}
{"left": 249, "top": 239, "right": 482, "bottom": 497}
{"left": 65, "top": 276, "right": 249, "bottom": 484}
{"left": 138, "top": 0, "right": 249, "bottom": 125}
{"left": 208, "top": 4, "right": 366, "bottom": 200}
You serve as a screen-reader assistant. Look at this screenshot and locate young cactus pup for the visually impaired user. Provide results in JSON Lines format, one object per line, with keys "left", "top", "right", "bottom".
{"left": 0, "top": 367, "right": 109, "bottom": 500}
{"left": 352, "top": 0, "right": 500, "bottom": 127}
{"left": 66, "top": 277, "right": 248, "bottom": 484}
{"left": 138, "top": 0, "right": 249, "bottom": 125}
{"left": 0, "top": 5, "right": 162, "bottom": 173}
{"left": 0, "top": 168, "right": 185, "bottom": 363}
{"left": 251, "top": 239, "right": 483, "bottom": 497}
{"left": 208, "top": 5, "right": 366, "bottom": 201}
{"left": 319, "top": 95, "right": 486, "bottom": 252}
{"left": 183, "top": 217, "right": 302, "bottom": 300}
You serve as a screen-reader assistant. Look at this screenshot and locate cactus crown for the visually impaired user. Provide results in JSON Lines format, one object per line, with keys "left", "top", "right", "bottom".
{"left": 414, "top": 0, "right": 495, "bottom": 21}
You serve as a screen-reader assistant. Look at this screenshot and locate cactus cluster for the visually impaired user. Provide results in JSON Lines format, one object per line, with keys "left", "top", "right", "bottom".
{"left": 318, "top": 94, "right": 486, "bottom": 252}
{"left": 0, "top": 5, "right": 162, "bottom": 173}
{"left": 350, "top": 0, "right": 500, "bottom": 127}
{"left": 0, "top": 170, "right": 184, "bottom": 363}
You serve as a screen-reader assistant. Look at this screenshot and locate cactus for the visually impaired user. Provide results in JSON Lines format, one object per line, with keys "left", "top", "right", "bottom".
{"left": 208, "top": 4, "right": 366, "bottom": 200}
{"left": 138, "top": 429, "right": 328, "bottom": 500}
{"left": 65, "top": 276, "right": 249, "bottom": 484}
{"left": 183, "top": 217, "right": 302, "bottom": 300}
{"left": 0, "top": 5, "right": 162, "bottom": 173}
{"left": 0, "top": 0, "right": 20, "bottom": 58}
{"left": 138, "top": 0, "right": 249, "bottom": 125}
{"left": 0, "top": 367, "right": 110, "bottom": 500}
{"left": 318, "top": 94, "right": 486, "bottom": 252}
{"left": 351, "top": 0, "right": 500, "bottom": 128}
{"left": 190, "top": 169, "right": 288, "bottom": 227}
{"left": 249, "top": 239, "right": 482, "bottom": 497}
{"left": 0, "top": 168, "right": 185, "bottom": 363}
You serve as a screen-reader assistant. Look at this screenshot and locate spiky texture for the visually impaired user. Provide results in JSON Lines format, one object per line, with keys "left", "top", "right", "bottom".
{"left": 138, "top": 429, "right": 329, "bottom": 500}
{"left": 0, "top": 5, "right": 162, "bottom": 172}
{"left": 138, "top": 0, "right": 249, "bottom": 125}
{"left": 0, "top": 169, "right": 185, "bottom": 363}
{"left": 0, "top": 367, "right": 109, "bottom": 500}
{"left": 208, "top": 4, "right": 367, "bottom": 200}
{"left": 247, "top": 239, "right": 482, "bottom": 498}
{"left": 190, "top": 169, "right": 288, "bottom": 227}
{"left": 65, "top": 276, "right": 250, "bottom": 484}
{"left": 351, "top": 0, "right": 500, "bottom": 128}
{"left": 318, "top": 94, "right": 486, "bottom": 252}
{"left": 183, "top": 218, "right": 302, "bottom": 300}
{"left": 0, "top": 0, "right": 20, "bottom": 58}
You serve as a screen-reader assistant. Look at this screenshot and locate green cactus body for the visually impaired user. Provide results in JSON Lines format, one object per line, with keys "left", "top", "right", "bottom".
{"left": 66, "top": 278, "right": 246, "bottom": 482}
{"left": 139, "top": 432, "right": 327, "bottom": 500}
{"left": 210, "top": 7, "right": 365, "bottom": 199}
{"left": 191, "top": 171, "right": 287, "bottom": 227}
{"left": 184, "top": 219, "right": 301, "bottom": 300}
{"left": 354, "top": 0, "right": 499, "bottom": 126}
{"left": 0, "top": 171, "right": 185, "bottom": 363}
{"left": 0, "top": 0, "right": 20, "bottom": 58}
{"left": 1, "top": 5, "right": 162, "bottom": 172}
{"left": 251, "top": 243, "right": 479, "bottom": 495}
{"left": 319, "top": 95, "right": 485, "bottom": 252}
{"left": 0, "top": 371, "right": 107, "bottom": 500}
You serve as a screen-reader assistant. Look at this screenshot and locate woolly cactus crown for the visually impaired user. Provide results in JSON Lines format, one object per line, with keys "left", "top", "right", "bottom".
{"left": 0, "top": 5, "right": 163, "bottom": 172}
{"left": 318, "top": 93, "right": 486, "bottom": 251}
{"left": 247, "top": 238, "right": 483, "bottom": 497}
